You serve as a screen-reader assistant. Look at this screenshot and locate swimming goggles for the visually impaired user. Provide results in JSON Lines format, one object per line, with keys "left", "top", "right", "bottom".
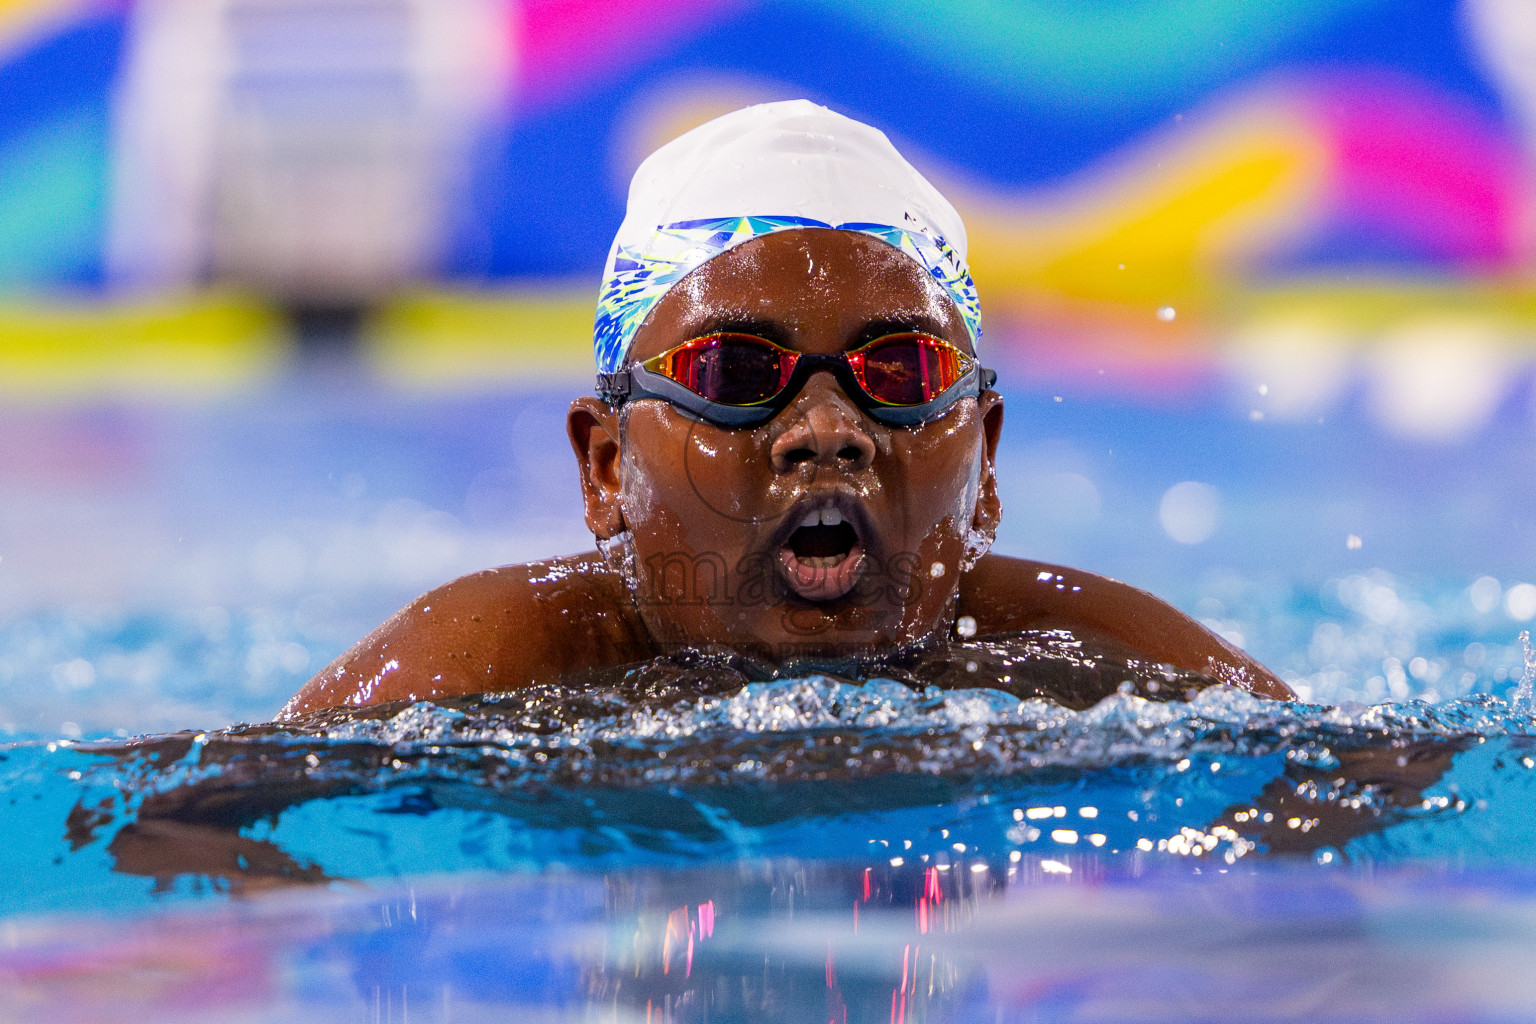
{"left": 596, "top": 331, "right": 997, "bottom": 428}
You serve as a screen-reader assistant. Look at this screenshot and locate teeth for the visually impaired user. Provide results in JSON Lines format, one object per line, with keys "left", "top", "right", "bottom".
{"left": 798, "top": 506, "right": 846, "bottom": 529}
{"left": 797, "top": 506, "right": 847, "bottom": 529}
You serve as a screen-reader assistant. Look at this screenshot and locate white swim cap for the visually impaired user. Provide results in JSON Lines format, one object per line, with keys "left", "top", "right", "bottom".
{"left": 593, "top": 99, "right": 980, "bottom": 374}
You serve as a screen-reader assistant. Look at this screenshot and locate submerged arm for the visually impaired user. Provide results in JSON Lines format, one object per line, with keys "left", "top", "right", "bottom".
{"left": 958, "top": 554, "right": 1293, "bottom": 699}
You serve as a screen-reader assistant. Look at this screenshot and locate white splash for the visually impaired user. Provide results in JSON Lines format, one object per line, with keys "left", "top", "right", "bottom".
{"left": 1514, "top": 630, "right": 1536, "bottom": 711}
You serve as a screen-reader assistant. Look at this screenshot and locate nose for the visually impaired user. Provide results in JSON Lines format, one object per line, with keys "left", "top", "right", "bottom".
{"left": 770, "top": 372, "right": 877, "bottom": 473}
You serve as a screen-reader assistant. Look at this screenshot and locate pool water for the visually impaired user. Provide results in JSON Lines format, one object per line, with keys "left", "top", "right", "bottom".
{"left": 7, "top": 360, "right": 1536, "bottom": 1020}
{"left": 10, "top": 680, "right": 1536, "bottom": 1020}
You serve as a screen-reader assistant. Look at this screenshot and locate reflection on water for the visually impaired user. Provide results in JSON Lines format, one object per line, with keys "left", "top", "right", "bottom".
{"left": 7, "top": 858, "right": 1536, "bottom": 1022}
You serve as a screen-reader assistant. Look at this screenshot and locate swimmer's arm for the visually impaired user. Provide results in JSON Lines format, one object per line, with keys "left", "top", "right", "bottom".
{"left": 279, "top": 568, "right": 550, "bottom": 718}
{"left": 958, "top": 554, "right": 1294, "bottom": 700}
{"left": 279, "top": 555, "right": 648, "bottom": 718}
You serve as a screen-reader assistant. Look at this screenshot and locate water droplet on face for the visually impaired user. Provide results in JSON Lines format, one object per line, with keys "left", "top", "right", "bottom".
{"left": 956, "top": 615, "right": 977, "bottom": 638}
{"left": 1157, "top": 306, "right": 1177, "bottom": 322}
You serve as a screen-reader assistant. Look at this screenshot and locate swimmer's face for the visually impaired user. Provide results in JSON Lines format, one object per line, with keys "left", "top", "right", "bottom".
{"left": 569, "top": 229, "right": 1003, "bottom": 664}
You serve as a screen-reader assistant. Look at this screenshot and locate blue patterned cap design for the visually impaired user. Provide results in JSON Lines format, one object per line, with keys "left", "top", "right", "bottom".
{"left": 592, "top": 216, "right": 982, "bottom": 375}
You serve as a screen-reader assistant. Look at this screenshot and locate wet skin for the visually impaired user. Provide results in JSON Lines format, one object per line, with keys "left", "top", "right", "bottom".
{"left": 284, "top": 230, "right": 1290, "bottom": 716}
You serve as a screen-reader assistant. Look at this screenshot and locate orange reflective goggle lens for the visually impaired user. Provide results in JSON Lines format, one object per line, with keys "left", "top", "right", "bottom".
{"left": 640, "top": 332, "right": 975, "bottom": 408}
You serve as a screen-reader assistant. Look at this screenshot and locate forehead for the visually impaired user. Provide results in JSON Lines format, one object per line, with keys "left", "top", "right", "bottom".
{"left": 628, "top": 229, "right": 967, "bottom": 359}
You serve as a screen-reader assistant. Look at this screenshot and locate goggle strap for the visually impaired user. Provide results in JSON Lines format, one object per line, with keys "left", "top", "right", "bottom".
{"left": 622, "top": 366, "right": 781, "bottom": 426}
{"left": 596, "top": 371, "right": 632, "bottom": 404}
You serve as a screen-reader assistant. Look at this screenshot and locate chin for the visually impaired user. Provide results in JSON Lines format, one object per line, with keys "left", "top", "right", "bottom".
{"left": 753, "top": 599, "right": 927, "bottom": 663}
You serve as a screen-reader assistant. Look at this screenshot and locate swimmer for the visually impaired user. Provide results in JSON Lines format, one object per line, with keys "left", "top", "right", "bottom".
{"left": 283, "top": 100, "right": 1291, "bottom": 717}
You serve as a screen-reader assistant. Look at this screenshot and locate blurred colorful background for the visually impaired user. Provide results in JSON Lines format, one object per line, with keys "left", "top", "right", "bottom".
{"left": 4, "top": 0, "right": 1535, "bottom": 419}
{"left": 5, "top": 0, "right": 1536, "bottom": 732}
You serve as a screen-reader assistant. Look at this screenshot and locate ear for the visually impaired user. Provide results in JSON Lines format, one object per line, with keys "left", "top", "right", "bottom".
{"left": 970, "top": 390, "right": 1004, "bottom": 536}
{"left": 567, "top": 397, "right": 626, "bottom": 539}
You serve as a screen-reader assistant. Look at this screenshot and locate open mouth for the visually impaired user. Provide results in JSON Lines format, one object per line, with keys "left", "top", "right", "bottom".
{"left": 778, "top": 505, "right": 866, "bottom": 602}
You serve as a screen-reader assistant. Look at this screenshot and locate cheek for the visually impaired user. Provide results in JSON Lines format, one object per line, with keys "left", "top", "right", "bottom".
{"left": 891, "top": 411, "right": 985, "bottom": 539}
{"left": 618, "top": 408, "right": 775, "bottom": 544}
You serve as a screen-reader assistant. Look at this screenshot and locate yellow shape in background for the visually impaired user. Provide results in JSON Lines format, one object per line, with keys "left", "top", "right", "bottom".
{"left": 0, "top": 0, "right": 95, "bottom": 56}
{"left": 368, "top": 287, "right": 596, "bottom": 390}
{"left": 614, "top": 84, "right": 1331, "bottom": 351}
{"left": 958, "top": 94, "right": 1330, "bottom": 336}
{"left": 0, "top": 0, "right": 65, "bottom": 25}
{"left": 0, "top": 294, "right": 287, "bottom": 401}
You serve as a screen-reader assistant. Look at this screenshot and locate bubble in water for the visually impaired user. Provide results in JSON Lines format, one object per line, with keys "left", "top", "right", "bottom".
{"left": 1157, "top": 306, "right": 1176, "bottom": 322}
{"left": 955, "top": 615, "right": 977, "bottom": 638}
{"left": 1159, "top": 482, "right": 1220, "bottom": 545}
{"left": 1470, "top": 576, "right": 1502, "bottom": 614}
{"left": 1508, "top": 583, "right": 1536, "bottom": 621}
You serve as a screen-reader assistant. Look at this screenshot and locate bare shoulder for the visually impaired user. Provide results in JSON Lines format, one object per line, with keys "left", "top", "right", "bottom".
{"left": 958, "top": 554, "right": 1293, "bottom": 699}
{"left": 280, "top": 553, "right": 649, "bottom": 717}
